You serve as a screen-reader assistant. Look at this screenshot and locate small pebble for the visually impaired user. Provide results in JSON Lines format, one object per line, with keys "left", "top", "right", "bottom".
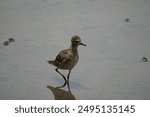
{"left": 3, "top": 41, "right": 9, "bottom": 46}
{"left": 9, "top": 38, "right": 15, "bottom": 42}
{"left": 125, "top": 18, "right": 130, "bottom": 22}
{"left": 142, "top": 57, "right": 148, "bottom": 62}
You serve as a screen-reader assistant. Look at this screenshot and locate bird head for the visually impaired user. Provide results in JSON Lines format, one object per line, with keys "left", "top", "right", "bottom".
{"left": 71, "top": 35, "right": 86, "bottom": 46}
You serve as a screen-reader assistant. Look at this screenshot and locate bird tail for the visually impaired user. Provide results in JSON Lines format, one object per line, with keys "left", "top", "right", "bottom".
{"left": 47, "top": 60, "right": 54, "bottom": 65}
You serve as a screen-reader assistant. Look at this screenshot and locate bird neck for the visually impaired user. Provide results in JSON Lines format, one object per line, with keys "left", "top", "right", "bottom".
{"left": 70, "top": 44, "right": 78, "bottom": 52}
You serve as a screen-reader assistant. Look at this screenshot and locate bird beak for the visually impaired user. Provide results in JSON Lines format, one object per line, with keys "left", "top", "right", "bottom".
{"left": 80, "top": 42, "right": 86, "bottom": 46}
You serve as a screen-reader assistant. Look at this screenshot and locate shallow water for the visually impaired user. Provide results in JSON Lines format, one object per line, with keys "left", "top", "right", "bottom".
{"left": 0, "top": 0, "right": 150, "bottom": 100}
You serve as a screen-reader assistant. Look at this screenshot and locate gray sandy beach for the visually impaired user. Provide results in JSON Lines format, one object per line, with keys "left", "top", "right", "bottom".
{"left": 0, "top": 0, "right": 150, "bottom": 99}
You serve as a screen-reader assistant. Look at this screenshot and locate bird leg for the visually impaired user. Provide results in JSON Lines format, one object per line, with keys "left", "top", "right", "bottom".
{"left": 55, "top": 68, "right": 68, "bottom": 88}
{"left": 66, "top": 81, "right": 71, "bottom": 92}
{"left": 65, "top": 70, "right": 71, "bottom": 91}
{"left": 67, "top": 70, "right": 71, "bottom": 83}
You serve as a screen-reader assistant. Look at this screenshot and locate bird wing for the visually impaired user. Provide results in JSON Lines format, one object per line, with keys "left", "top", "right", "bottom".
{"left": 55, "top": 49, "right": 73, "bottom": 66}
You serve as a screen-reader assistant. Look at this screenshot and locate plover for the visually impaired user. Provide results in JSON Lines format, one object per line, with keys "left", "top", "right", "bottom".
{"left": 48, "top": 35, "right": 86, "bottom": 88}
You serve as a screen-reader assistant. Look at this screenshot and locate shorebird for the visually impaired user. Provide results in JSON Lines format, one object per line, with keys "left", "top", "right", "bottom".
{"left": 48, "top": 35, "right": 86, "bottom": 88}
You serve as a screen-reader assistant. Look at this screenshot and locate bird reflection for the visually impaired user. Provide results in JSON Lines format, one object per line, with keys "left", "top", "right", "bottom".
{"left": 47, "top": 84, "right": 75, "bottom": 100}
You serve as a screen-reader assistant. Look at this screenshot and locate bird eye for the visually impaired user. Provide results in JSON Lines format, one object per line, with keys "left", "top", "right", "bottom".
{"left": 74, "top": 40, "right": 79, "bottom": 43}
